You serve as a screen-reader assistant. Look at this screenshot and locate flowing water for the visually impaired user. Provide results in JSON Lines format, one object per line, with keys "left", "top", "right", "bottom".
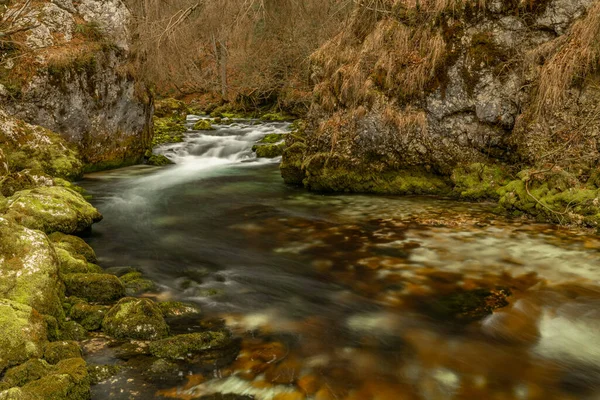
{"left": 81, "top": 117, "right": 600, "bottom": 400}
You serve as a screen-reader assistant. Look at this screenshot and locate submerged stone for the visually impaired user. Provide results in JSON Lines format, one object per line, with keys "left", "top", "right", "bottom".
{"left": 87, "top": 364, "right": 121, "bottom": 385}
{"left": 193, "top": 119, "right": 215, "bottom": 131}
{"left": 147, "top": 154, "right": 173, "bottom": 166}
{"left": 426, "top": 288, "right": 511, "bottom": 323}
{"left": 0, "top": 217, "right": 64, "bottom": 317}
{"left": 43, "top": 342, "right": 82, "bottom": 365}
{"left": 119, "top": 272, "right": 157, "bottom": 295}
{"left": 0, "top": 300, "right": 48, "bottom": 373}
{"left": 62, "top": 273, "right": 125, "bottom": 304}
{"left": 102, "top": 297, "right": 168, "bottom": 340}
{"left": 5, "top": 186, "right": 102, "bottom": 234}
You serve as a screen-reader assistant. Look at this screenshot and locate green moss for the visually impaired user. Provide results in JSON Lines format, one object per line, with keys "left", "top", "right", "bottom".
{"left": 44, "top": 342, "right": 82, "bottom": 365}
{"left": 148, "top": 331, "right": 233, "bottom": 360}
{"left": 154, "top": 98, "right": 190, "bottom": 118}
{"left": 49, "top": 232, "right": 97, "bottom": 264}
{"left": 451, "top": 163, "right": 509, "bottom": 200}
{"left": 5, "top": 186, "right": 102, "bottom": 235}
{"left": 0, "top": 300, "right": 48, "bottom": 374}
{"left": 82, "top": 156, "right": 142, "bottom": 174}
{"left": 0, "top": 217, "right": 64, "bottom": 318}
{"left": 253, "top": 143, "right": 285, "bottom": 158}
{"left": 87, "top": 364, "right": 121, "bottom": 385}
{"left": 68, "top": 302, "right": 110, "bottom": 331}
{"left": 146, "top": 154, "right": 173, "bottom": 166}
{"left": 152, "top": 116, "right": 186, "bottom": 147}
{"left": 62, "top": 273, "right": 125, "bottom": 304}
{"left": 54, "top": 249, "right": 96, "bottom": 275}
{"left": 193, "top": 120, "right": 215, "bottom": 131}
{"left": 58, "top": 321, "right": 87, "bottom": 341}
{"left": 498, "top": 169, "right": 600, "bottom": 226}
{"left": 158, "top": 301, "right": 201, "bottom": 318}
{"left": 260, "top": 112, "right": 295, "bottom": 122}
{"left": 102, "top": 297, "right": 168, "bottom": 340}
{"left": 44, "top": 315, "right": 61, "bottom": 342}
{"left": 119, "top": 272, "right": 157, "bottom": 295}
{"left": 20, "top": 358, "right": 90, "bottom": 400}
{"left": 258, "top": 133, "right": 286, "bottom": 144}
{"left": 1, "top": 359, "right": 52, "bottom": 388}
{"left": 52, "top": 179, "right": 90, "bottom": 200}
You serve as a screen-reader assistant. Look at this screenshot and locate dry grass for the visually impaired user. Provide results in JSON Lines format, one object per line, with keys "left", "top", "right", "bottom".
{"left": 533, "top": 0, "right": 600, "bottom": 115}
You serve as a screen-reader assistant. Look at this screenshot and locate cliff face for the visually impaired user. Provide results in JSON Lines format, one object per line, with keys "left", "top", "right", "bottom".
{"left": 282, "top": 0, "right": 600, "bottom": 226}
{"left": 0, "top": 0, "right": 152, "bottom": 170}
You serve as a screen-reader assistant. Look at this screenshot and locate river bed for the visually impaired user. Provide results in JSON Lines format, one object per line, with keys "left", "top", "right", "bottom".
{"left": 81, "top": 118, "right": 600, "bottom": 400}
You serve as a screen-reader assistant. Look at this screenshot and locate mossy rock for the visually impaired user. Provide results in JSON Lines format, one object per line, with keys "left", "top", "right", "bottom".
{"left": 44, "top": 342, "right": 82, "bottom": 365}
{"left": 69, "top": 302, "right": 110, "bottom": 331}
{"left": 280, "top": 142, "right": 307, "bottom": 186}
{"left": 149, "top": 331, "right": 234, "bottom": 361}
{"left": 154, "top": 98, "right": 190, "bottom": 118}
{"left": 0, "top": 300, "right": 48, "bottom": 373}
{"left": 62, "top": 273, "right": 125, "bottom": 304}
{"left": 5, "top": 186, "right": 102, "bottom": 235}
{"left": 120, "top": 272, "right": 157, "bottom": 295}
{"left": 142, "top": 359, "right": 180, "bottom": 383}
{"left": 498, "top": 169, "right": 600, "bottom": 226}
{"left": 260, "top": 113, "right": 294, "bottom": 122}
{"left": 18, "top": 358, "right": 90, "bottom": 400}
{"left": 0, "top": 148, "right": 8, "bottom": 176}
{"left": 102, "top": 297, "right": 168, "bottom": 340}
{"left": 198, "top": 395, "right": 255, "bottom": 400}
{"left": 152, "top": 116, "right": 186, "bottom": 147}
{"left": 451, "top": 163, "right": 509, "bottom": 200}
{"left": 54, "top": 248, "right": 101, "bottom": 275}
{"left": 158, "top": 301, "right": 201, "bottom": 318}
{"left": 0, "top": 110, "right": 83, "bottom": 180}
{"left": 1, "top": 359, "right": 52, "bottom": 388}
{"left": 58, "top": 321, "right": 87, "bottom": 341}
{"left": 52, "top": 178, "right": 90, "bottom": 200}
{"left": 257, "top": 134, "right": 286, "bottom": 144}
{"left": 0, "top": 170, "right": 54, "bottom": 197}
{"left": 193, "top": 120, "right": 215, "bottom": 131}
{"left": 0, "top": 217, "right": 64, "bottom": 317}
{"left": 147, "top": 154, "right": 173, "bottom": 166}
{"left": 253, "top": 143, "right": 285, "bottom": 158}
{"left": 87, "top": 364, "right": 121, "bottom": 385}
{"left": 48, "top": 232, "right": 97, "bottom": 264}
{"left": 44, "top": 315, "right": 61, "bottom": 342}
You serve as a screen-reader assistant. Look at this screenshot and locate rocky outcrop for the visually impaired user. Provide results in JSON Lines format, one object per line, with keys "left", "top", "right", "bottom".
{"left": 284, "top": 0, "right": 600, "bottom": 226}
{"left": 0, "top": 0, "right": 152, "bottom": 170}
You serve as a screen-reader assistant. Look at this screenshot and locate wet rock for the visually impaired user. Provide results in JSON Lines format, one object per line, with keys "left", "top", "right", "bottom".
{"left": 142, "top": 359, "right": 181, "bottom": 383}
{"left": 5, "top": 186, "right": 102, "bottom": 235}
{"left": 426, "top": 288, "right": 511, "bottom": 323}
{"left": 149, "top": 330, "right": 236, "bottom": 362}
{"left": 102, "top": 297, "right": 168, "bottom": 340}
{"left": 69, "top": 301, "right": 110, "bottom": 331}
{"left": 0, "top": 300, "right": 48, "bottom": 373}
{"left": 87, "top": 364, "right": 121, "bottom": 385}
{"left": 113, "top": 341, "right": 151, "bottom": 360}
{"left": 119, "top": 272, "right": 157, "bottom": 295}
{"left": 48, "top": 232, "right": 97, "bottom": 263}
{"left": 43, "top": 341, "right": 82, "bottom": 365}
{"left": 103, "top": 266, "right": 138, "bottom": 277}
{"left": 54, "top": 248, "right": 102, "bottom": 275}
{"left": 154, "top": 98, "right": 190, "bottom": 118}
{"left": 62, "top": 273, "right": 125, "bottom": 304}
{"left": 158, "top": 301, "right": 202, "bottom": 318}
{"left": 0, "top": 217, "right": 64, "bottom": 317}
{"left": 1, "top": 359, "right": 52, "bottom": 388}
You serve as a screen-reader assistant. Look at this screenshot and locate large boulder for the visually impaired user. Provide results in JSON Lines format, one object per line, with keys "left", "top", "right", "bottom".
{"left": 102, "top": 297, "right": 168, "bottom": 340}
{"left": 0, "top": 300, "right": 48, "bottom": 374}
{"left": 4, "top": 186, "right": 102, "bottom": 234}
{"left": 0, "top": 110, "right": 83, "bottom": 180}
{"left": 0, "top": 217, "right": 64, "bottom": 317}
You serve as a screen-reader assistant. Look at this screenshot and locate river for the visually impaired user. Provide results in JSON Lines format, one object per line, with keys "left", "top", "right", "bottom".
{"left": 81, "top": 117, "right": 600, "bottom": 400}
